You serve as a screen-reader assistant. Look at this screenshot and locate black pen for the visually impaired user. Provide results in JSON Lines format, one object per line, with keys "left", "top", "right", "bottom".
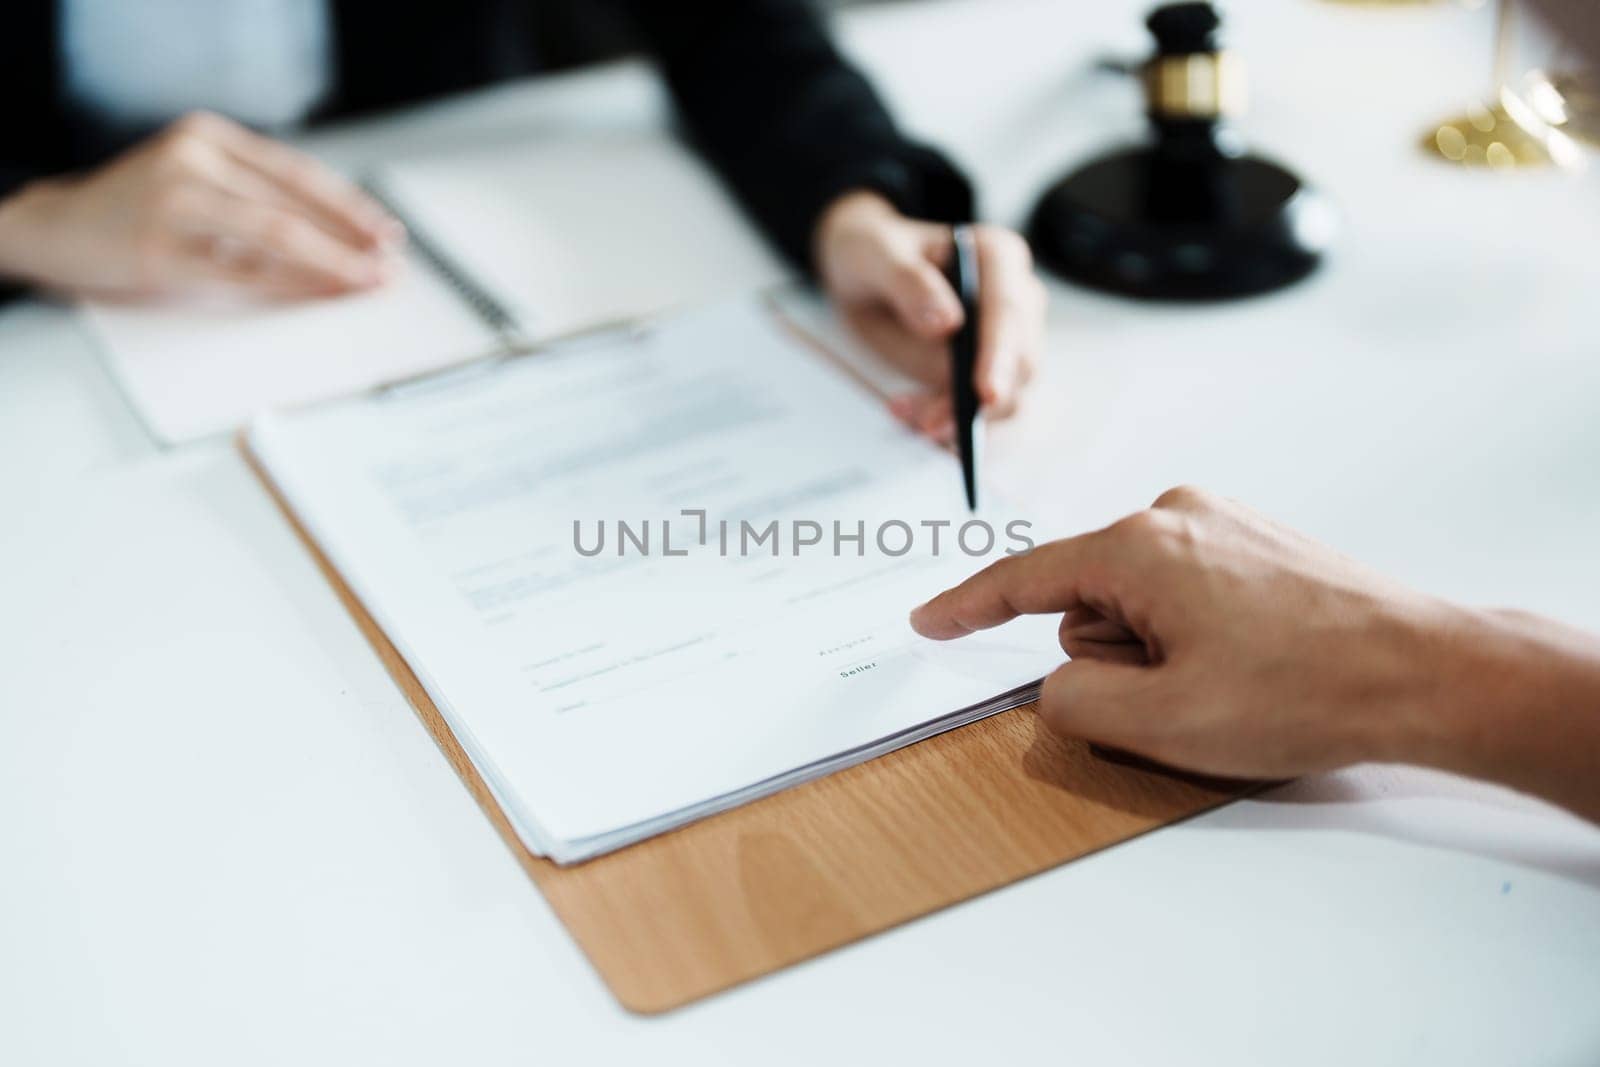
{"left": 944, "top": 224, "right": 982, "bottom": 511}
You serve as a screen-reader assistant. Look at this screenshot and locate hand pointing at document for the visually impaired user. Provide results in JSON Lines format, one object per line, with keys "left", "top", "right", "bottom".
{"left": 910, "top": 486, "right": 1600, "bottom": 823}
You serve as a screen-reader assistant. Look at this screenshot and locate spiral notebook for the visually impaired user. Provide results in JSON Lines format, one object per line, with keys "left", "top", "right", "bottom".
{"left": 80, "top": 133, "right": 788, "bottom": 444}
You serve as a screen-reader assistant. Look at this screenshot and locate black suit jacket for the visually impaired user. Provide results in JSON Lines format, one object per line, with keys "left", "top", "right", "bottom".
{"left": 0, "top": 0, "right": 972, "bottom": 276}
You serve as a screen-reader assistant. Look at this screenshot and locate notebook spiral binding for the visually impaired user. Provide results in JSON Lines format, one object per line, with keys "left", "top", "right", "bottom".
{"left": 360, "top": 177, "right": 531, "bottom": 352}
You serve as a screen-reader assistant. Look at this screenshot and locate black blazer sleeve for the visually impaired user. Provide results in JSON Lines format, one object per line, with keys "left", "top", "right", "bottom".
{"left": 0, "top": 2, "right": 64, "bottom": 203}
{"left": 622, "top": 0, "right": 975, "bottom": 274}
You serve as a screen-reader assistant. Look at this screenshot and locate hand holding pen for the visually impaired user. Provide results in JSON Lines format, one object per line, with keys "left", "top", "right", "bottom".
{"left": 814, "top": 191, "right": 1046, "bottom": 446}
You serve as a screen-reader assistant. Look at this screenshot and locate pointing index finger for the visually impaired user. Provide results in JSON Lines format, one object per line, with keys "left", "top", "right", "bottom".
{"left": 909, "top": 530, "right": 1109, "bottom": 640}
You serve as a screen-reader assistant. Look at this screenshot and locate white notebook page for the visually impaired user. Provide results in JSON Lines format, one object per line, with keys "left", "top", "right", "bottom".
{"left": 85, "top": 260, "right": 494, "bottom": 445}
{"left": 377, "top": 133, "right": 790, "bottom": 341}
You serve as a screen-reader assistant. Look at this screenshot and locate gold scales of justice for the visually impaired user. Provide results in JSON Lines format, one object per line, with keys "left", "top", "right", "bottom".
{"left": 1329, "top": 0, "right": 1597, "bottom": 168}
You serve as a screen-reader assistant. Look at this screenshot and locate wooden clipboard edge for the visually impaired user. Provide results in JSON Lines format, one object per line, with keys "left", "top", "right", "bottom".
{"left": 241, "top": 428, "right": 762, "bottom": 1012}
{"left": 236, "top": 432, "right": 565, "bottom": 893}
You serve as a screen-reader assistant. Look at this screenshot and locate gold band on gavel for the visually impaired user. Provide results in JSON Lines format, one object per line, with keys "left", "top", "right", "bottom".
{"left": 1143, "top": 51, "right": 1246, "bottom": 119}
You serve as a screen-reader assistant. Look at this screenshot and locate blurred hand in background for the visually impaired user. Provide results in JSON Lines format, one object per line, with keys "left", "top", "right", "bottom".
{"left": 0, "top": 111, "right": 403, "bottom": 301}
{"left": 815, "top": 190, "right": 1046, "bottom": 442}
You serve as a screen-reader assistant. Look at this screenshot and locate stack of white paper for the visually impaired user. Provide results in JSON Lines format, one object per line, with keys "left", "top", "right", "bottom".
{"left": 249, "top": 299, "right": 1062, "bottom": 863}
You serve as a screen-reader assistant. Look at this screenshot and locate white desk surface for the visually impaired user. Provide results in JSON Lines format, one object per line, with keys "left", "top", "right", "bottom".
{"left": 4, "top": 1, "right": 1599, "bottom": 1063}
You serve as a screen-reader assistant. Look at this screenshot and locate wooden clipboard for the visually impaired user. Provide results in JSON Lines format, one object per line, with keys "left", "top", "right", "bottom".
{"left": 242, "top": 438, "right": 1248, "bottom": 1014}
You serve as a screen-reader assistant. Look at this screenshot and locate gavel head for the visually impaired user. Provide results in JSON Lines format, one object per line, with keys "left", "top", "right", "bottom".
{"left": 1141, "top": 2, "right": 1246, "bottom": 123}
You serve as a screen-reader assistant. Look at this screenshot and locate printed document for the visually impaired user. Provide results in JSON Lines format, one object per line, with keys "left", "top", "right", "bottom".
{"left": 249, "top": 299, "right": 1063, "bottom": 862}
